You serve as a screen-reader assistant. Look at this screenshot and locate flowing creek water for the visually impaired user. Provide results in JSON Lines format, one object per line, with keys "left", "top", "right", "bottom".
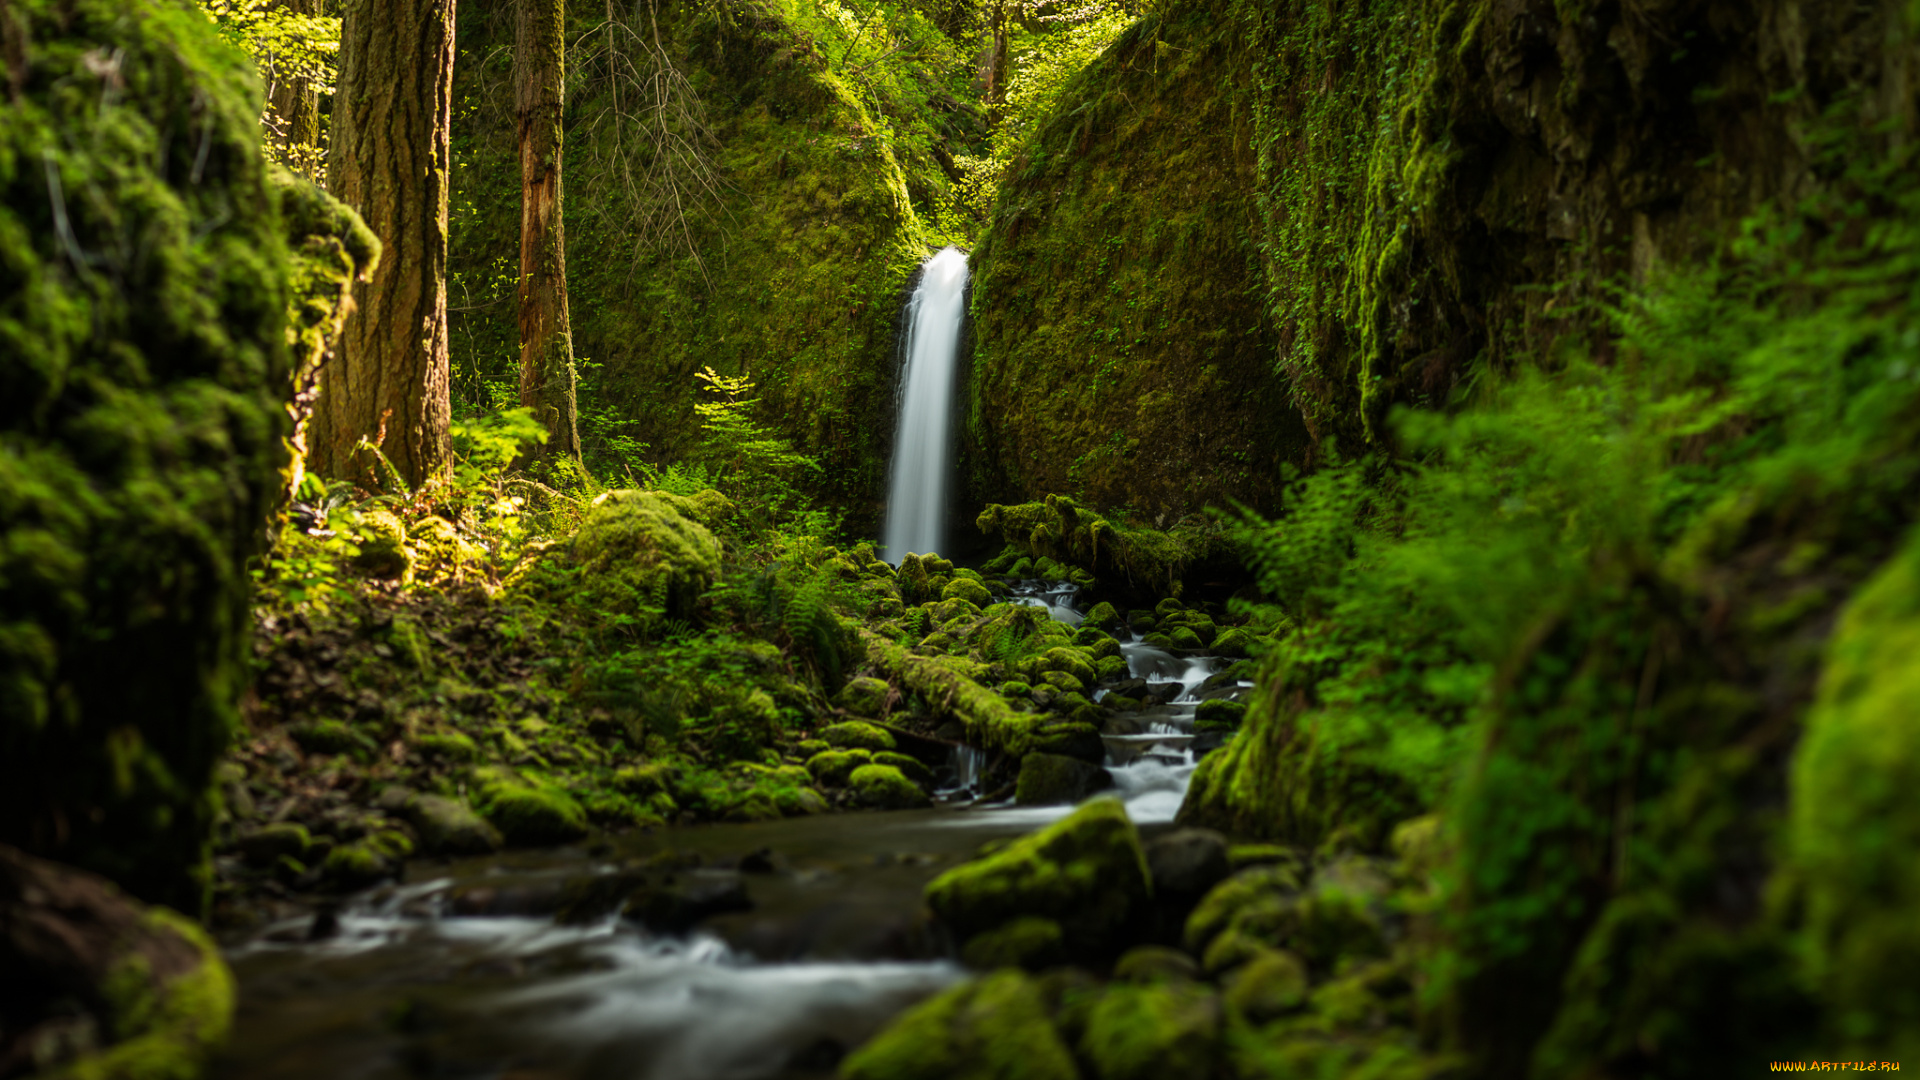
{"left": 213, "top": 584, "right": 1243, "bottom": 1080}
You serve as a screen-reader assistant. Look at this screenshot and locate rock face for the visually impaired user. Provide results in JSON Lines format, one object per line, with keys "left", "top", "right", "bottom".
{"left": 0, "top": 0, "right": 291, "bottom": 915}
{"left": 964, "top": 5, "right": 1306, "bottom": 520}
{"left": 925, "top": 798, "right": 1151, "bottom": 967}
{"left": 0, "top": 844, "right": 234, "bottom": 1078}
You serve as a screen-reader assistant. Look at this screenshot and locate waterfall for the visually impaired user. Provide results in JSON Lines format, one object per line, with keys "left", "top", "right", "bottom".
{"left": 883, "top": 247, "right": 969, "bottom": 564}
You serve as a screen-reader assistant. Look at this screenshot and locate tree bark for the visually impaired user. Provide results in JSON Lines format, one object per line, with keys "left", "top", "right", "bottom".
{"left": 312, "top": 0, "right": 456, "bottom": 491}
{"left": 515, "top": 0, "right": 581, "bottom": 459}
{"left": 267, "top": 0, "right": 322, "bottom": 175}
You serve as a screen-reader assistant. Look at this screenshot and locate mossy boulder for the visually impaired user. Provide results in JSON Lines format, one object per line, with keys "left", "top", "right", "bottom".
{"left": 925, "top": 798, "right": 1152, "bottom": 964}
{"left": 849, "top": 764, "right": 932, "bottom": 810}
{"left": 820, "top": 720, "right": 895, "bottom": 752}
{"left": 958, "top": 915, "right": 1067, "bottom": 971}
{"left": 1095, "top": 656, "right": 1130, "bottom": 682}
{"left": 1, "top": 846, "right": 236, "bottom": 1079}
{"left": 1022, "top": 647, "right": 1098, "bottom": 688}
{"left": 1113, "top": 944, "right": 1203, "bottom": 985}
{"left": 1037, "top": 670, "right": 1086, "bottom": 695}
{"left": 288, "top": 718, "right": 369, "bottom": 756}
{"left": 1078, "top": 982, "right": 1221, "bottom": 1080}
{"left": 1167, "top": 626, "right": 1206, "bottom": 652}
{"left": 841, "top": 970, "right": 1078, "bottom": 1080}
{"left": 348, "top": 508, "right": 412, "bottom": 580}
{"left": 805, "top": 748, "right": 873, "bottom": 788}
{"left": 835, "top": 676, "right": 892, "bottom": 717}
{"left": 407, "top": 514, "right": 486, "bottom": 581}
{"left": 874, "top": 751, "right": 935, "bottom": 788}
{"left": 236, "top": 823, "right": 312, "bottom": 867}
{"left": 1013, "top": 752, "right": 1112, "bottom": 807}
{"left": 1194, "top": 699, "right": 1246, "bottom": 732}
{"left": 1787, "top": 531, "right": 1920, "bottom": 1057}
{"left": 1223, "top": 947, "right": 1310, "bottom": 1023}
{"left": 0, "top": 0, "right": 295, "bottom": 915}
{"left": 571, "top": 490, "right": 722, "bottom": 621}
{"left": 1207, "top": 628, "right": 1258, "bottom": 659}
{"left": 942, "top": 577, "right": 993, "bottom": 608}
{"left": 472, "top": 769, "right": 590, "bottom": 846}
{"left": 402, "top": 794, "right": 503, "bottom": 857}
{"left": 1084, "top": 602, "right": 1122, "bottom": 630}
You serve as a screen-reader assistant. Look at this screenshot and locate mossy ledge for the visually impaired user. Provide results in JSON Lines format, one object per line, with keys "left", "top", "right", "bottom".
{"left": 0, "top": 0, "right": 290, "bottom": 915}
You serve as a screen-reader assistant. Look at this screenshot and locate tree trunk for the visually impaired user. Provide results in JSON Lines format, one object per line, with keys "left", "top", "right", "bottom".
{"left": 268, "top": 0, "right": 322, "bottom": 176}
{"left": 515, "top": 0, "right": 581, "bottom": 459}
{"left": 312, "top": 0, "right": 456, "bottom": 491}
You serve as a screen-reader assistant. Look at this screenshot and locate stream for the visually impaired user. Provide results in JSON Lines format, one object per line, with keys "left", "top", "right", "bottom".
{"left": 214, "top": 583, "right": 1242, "bottom": 1080}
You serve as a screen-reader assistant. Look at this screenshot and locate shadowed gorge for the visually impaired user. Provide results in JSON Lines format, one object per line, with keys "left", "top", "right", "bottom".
{"left": 3, "top": 0, "right": 1919, "bottom": 1077}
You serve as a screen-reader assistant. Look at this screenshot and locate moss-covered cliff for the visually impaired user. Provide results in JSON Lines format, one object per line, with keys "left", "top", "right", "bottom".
{"left": 0, "top": 0, "right": 294, "bottom": 916}
{"left": 448, "top": 0, "right": 981, "bottom": 521}
{"left": 964, "top": 6, "right": 1306, "bottom": 520}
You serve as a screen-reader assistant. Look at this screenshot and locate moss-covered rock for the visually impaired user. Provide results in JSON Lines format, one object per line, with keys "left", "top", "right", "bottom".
{"left": 1223, "top": 947, "right": 1310, "bottom": 1023}
{"left": 1077, "top": 981, "right": 1221, "bottom": 1080}
{"left": 570, "top": 490, "right": 722, "bottom": 621}
{"left": 805, "top": 748, "right": 873, "bottom": 788}
{"left": 820, "top": 720, "right": 895, "bottom": 752}
{"left": 942, "top": 577, "right": 993, "bottom": 608}
{"left": 840, "top": 970, "right": 1078, "bottom": 1080}
{"left": 1193, "top": 699, "right": 1246, "bottom": 732}
{"left": 1112, "top": 944, "right": 1202, "bottom": 985}
{"left": 958, "top": 915, "right": 1067, "bottom": 971}
{"left": 976, "top": 497, "right": 1239, "bottom": 604}
{"left": 1787, "top": 531, "right": 1920, "bottom": 1058}
{"left": 472, "top": 769, "right": 590, "bottom": 846}
{"left": 874, "top": 751, "right": 935, "bottom": 788}
{"left": 1207, "top": 628, "right": 1257, "bottom": 660}
{"left": 1036, "top": 670, "right": 1085, "bottom": 696}
{"left": 403, "top": 793, "right": 503, "bottom": 857}
{"left": 0, "top": 0, "right": 292, "bottom": 914}
{"left": 849, "top": 764, "right": 931, "bottom": 810}
{"left": 835, "top": 676, "right": 892, "bottom": 717}
{"left": 926, "top": 798, "right": 1151, "bottom": 964}
{"left": 1013, "top": 752, "right": 1111, "bottom": 807}
{"left": 1084, "top": 602, "right": 1122, "bottom": 631}
{"left": 347, "top": 507, "right": 412, "bottom": 580}
{"left": 2, "top": 846, "right": 235, "bottom": 1079}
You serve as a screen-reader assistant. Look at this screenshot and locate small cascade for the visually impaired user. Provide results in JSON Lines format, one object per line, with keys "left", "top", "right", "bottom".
{"left": 882, "top": 247, "right": 970, "bottom": 564}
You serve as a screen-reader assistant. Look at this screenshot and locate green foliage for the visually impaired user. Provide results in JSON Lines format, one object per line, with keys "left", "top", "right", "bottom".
{"left": 450, "top": 406, "right": 549, "bottom": 479}
{"left": 195, "top": 0, "right": 340, "bottom": 176}
{"left": 689, "top": 366, "right": 823, "bottom": 515}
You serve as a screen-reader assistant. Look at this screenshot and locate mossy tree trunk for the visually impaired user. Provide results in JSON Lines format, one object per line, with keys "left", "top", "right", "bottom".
{"left": 515, "top": 0, "right": 581, "bottom": 459}
{"left": 268, "top": 0, "right": 323, "bottom": 176}
{"left": 313, "top": 0, "right": 456, "bottom": 491}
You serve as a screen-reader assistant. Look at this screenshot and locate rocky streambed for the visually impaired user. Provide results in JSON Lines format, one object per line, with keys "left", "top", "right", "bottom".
{"left": 212, "top": 580, "right": 1279, "bottom": 1079}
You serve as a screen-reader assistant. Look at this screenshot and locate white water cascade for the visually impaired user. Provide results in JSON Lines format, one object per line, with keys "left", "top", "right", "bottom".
{"left": 883, "top": 247, "right": 970, "bottom": 564}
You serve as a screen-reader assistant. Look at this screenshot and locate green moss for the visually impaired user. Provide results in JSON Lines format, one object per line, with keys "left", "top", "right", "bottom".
{"left": 347, "top": 508, "right": 410, "bottom": 580}
{"left": 0, "top": 0, "right": 290, "bottom": 915}
{"left": 976, "top": 496, "right": 1238, "bottom": 602}
{"left": 849, "top": 763, "right": 931, "bottom": 810}
{"left": 874, "top": 751, "right": 934, "bottom": 787}
{"left": 321, "top": 840, "right": 392, "bottom": 889}
{"left": 1036, "top": 670, "right": 1085, "bottom": 695}
{"left": 61, "top": 908, "right": 235, "bottom": 1080}
{"left": 287, "top": 719, "right": 369, "bottom": 756}
{"left": 959, "top": 915, "right": 1067, "bottom": 971}
{"left": 1077, "top": 982, "right": 1221, "bottom": 1080}
{"left": 472, "top": 768, "right": 590, "bottom": 845}
{"left": 569, "top": 490, "right": 723, "bottom": 622}
{"left": 834, "top": 675, "right": 892, "bottom": 716}
{"left": 942, "top": 577, "right": 993, "bottom": 608}
{"left": 925, "top": 797, "right": 1151, "bottom": 962}
{"left": 1786, "top": 530, "right": 1920, "bottom": 1059}
{"left": 840, "top": 970, "right": 1078, "bottom": 1080}
{"left": 819, "top": 720, "right": 895, "bottom": 752}
{"left": 805, "top": 748, "right": 872, "bottom": 787}
{"left": 1223, "top": 947, "right": 1309, "bottom": 1023}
